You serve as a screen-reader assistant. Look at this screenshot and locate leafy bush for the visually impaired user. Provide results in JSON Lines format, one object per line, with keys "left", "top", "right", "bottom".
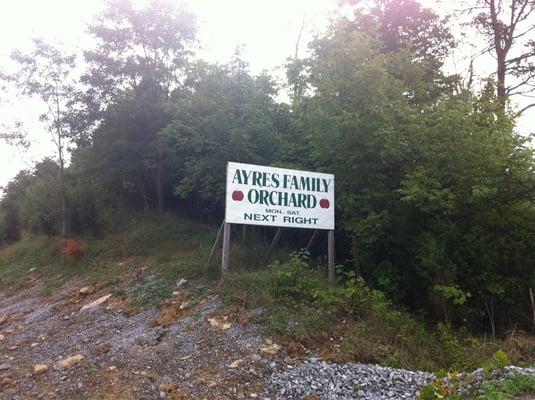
{"left": 491, "top": 350, "right": 511, "bottom": 370}
{"left": 268, "top": 251, "right": 390, "bottom": 314}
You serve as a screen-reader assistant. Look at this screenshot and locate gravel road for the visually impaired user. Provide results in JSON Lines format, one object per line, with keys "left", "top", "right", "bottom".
{"left": 1, "top": 275, "right": 534, "bottom": 400}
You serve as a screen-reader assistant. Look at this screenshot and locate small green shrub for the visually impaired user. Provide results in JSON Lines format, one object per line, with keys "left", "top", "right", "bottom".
{"left": 222, "top": 251, "right": 350, "bottom": 337}
{"left": 477, "top": 374, "right": 535, "bottom": 400}
{"left": 435, "top": 323, "right": 482, "bottom": 371}
{"left": 482, "top": 350, "right": 512, "bottom": 375}
{"left": 269, "top": 251, "right": 390, "bottom": 316}
{"left": 417, "top": 373, "right": 464, "bottom": 400}
{"left": 492, "top": 350, "right": 511, "bottom": 370}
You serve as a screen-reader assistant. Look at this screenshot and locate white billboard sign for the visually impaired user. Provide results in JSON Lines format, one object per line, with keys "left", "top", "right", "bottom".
{"left": 225, "top": 162, "right": 334, "bottom": 230}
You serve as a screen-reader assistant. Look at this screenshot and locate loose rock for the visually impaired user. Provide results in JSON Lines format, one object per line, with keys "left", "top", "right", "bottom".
{"left": 229, "top": 359, "right": 244, "bottom": 369}
{"left": 1, "top": 377, "right": 13, "bottom": 386}
{"left": 0, "top": 314, "right": 9, "bottom": 325}
{"left": 80, "top": 294, "right": 112, "bottom": 311}
{"left": 207, "top": 317, "right": 232, "bottom": 330}
{"left": 79, "top": 286, "right": 95, "bottom": 295}
{"left": 260, "top": 343, "right": 281, "bottom": 356}
{"left": 57, "top": 354, "right": 84, "bottom": 369}
{"left": 33, "top": 364, "right": 49, "bottom": 374}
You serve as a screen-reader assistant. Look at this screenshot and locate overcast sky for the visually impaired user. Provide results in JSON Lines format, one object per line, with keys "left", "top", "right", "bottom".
{"left": 0, "top": 0, "right": 533, "bottom": 189}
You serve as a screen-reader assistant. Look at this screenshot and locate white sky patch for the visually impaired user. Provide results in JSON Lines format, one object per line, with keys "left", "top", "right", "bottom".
{"left": 0, "top": 0, "right": 533, "bottom": 188}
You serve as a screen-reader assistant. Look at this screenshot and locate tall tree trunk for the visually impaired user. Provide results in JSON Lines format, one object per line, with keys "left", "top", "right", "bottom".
{"left": 488, "top": 0, "right": 510, "bottom": 111}
{"left": 156, "top": 176, "right": 164, "bottom": 212}
{"left": 56, "top": 92, "right": 66, "bottom": 238}
{"left": 153, "top": 153, "right": 165, "bottom": 213}
{"left": 442, "top": 298, "right": 449, "bottom": 326}
{"left": 529, "top": 288, "right": 535, "bottom": 332}
{"left": 496, "top": 53, "right": 507, "bottom": 107}
{"left": 485, "top": 297, "right": 496, "bottom": 339}
{"left": 140, "top": 181, "right": 149, "bottom": 211}
{"left": 59, "top": 156, "right": 66, "bottom": 238}
{"left": 292, "top": 15, "right": 306, "bottom": 102}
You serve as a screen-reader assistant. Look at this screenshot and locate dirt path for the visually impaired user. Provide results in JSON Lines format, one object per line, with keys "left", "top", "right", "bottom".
{"left": 0, "top": 279, "right": 283, "bottom": 399}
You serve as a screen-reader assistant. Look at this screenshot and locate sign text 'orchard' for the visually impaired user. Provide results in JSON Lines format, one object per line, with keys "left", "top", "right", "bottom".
{"left": 225, "top": 162, "right": 335, "bottom": 230}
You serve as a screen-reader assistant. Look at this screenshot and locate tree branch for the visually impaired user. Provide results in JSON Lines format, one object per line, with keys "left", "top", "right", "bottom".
{"left": 516, "top": 102, "right": 535, "bottom": 116}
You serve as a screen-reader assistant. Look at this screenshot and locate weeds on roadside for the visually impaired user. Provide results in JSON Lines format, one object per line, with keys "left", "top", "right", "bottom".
{"left": 477, "top": 374, "right": 535, "bottom": 400}
{"left": 222, "top": 251, "right": 535, "bottom": 372}
{"left": 418, "top": 373, "right": 535, "bottom": 400}
{"left": 418, "top": 348, "right": 534, "bottom": 400}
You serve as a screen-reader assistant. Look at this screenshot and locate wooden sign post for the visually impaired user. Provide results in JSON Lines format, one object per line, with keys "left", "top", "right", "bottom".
{"left": 328, "top": 230, "right": 335, "bottom": 283}
{"left": 221, "top": 222, "right": 231, "bottom": 276}
{"left": 218, "top": 162, "right": 336, "bottom": 282}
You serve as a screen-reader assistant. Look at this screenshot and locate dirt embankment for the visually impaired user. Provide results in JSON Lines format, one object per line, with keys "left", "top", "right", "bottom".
{"left": 0, "top": 277, "right": 285, "bottom": 400}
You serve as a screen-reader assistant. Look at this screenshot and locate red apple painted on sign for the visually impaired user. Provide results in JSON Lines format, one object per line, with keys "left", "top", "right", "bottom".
{"left": 319, "top": 199, "right": 330, "bottom": 209}
{"left": 232, "top": 190, "right": 244, "bottom": 201}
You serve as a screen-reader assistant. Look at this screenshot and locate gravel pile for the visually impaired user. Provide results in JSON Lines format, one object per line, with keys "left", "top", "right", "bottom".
{"left": 266, "top": 358, "right": 435, "bottom": 400}
{"left": 266, "top": 359, "right": 535, "bottom": 400}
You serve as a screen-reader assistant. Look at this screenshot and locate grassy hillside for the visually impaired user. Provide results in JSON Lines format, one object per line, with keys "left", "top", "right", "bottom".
{"left": 0, "top": 214, "right": 533, "bottom": 374}
{"left": 0, "top": 214, "right": 214, "bottom": 296}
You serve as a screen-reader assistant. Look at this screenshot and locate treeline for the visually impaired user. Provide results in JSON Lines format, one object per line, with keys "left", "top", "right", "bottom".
{"left": 0, "top": 0, "right": 534, "bottom": 334}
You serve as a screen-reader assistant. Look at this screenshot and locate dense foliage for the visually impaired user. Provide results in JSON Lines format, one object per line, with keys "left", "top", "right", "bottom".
{"left": 0, "top": 0, "right": 533, "bottom": 334}
{"left": 223, "top": 251, "right": 535, "bottom": 372}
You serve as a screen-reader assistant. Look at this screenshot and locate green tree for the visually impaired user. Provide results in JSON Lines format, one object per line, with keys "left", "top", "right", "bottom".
{"left": 81, "top": 0, "right": 197, "bottom": 211}
{"left": 2, "top": 39, "right": 78, "bottom": 237}
{"left": 333, "top": 0, "right": 457, "bottom": 103}
{"left": 292, "top": 17, "right": 535, "bottom": 331}
{"left": 164, "top": 58, "right": 288, "bottom": 219}
{"left": 84, "top": 0, "right": 196, "bottom": 108}
{"left": 86, "top": 91, "right": 173, "bottom": 210}
{"left": 292, "top": 28, "right": 418, "bottom": 279}
{"left": 0, "top": 171, "right": 33, "bottom": 243}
